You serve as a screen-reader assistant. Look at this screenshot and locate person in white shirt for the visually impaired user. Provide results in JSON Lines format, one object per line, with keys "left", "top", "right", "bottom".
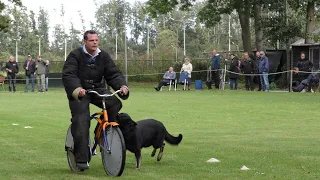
{"left": 180, "top": 57, "right": 193, "bottom": 90}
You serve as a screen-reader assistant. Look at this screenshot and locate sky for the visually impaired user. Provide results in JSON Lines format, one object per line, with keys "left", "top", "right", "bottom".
{"left": 21, "top": 0, "right": 146, "bottom": 39}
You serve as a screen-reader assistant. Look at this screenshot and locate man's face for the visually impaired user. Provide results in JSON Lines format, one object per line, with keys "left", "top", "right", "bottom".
{"left": 212, "top": 50, "right": 216, "bottom": 56}
{"left": 244, "top": 53, "right": 249, "bottom": 60}
{"left": 37, "top": 56, "right": 41, "bottom": 61}
{"left": 28, "top": 56, "right": 31, "bottom": 61}
{"left": 84, "top": 33, "right": 99, "bottom": 52}
{"left": 9, "top": 57, "right": 14, "bottom": 62}
{"left": 300, "top": 53, "right": 305, "bottom": 60}
{"left": 169, "top": 67, "right": 173, "bottom": 72}
{"left": 256, "top": 52, "right": 260, "bottom": 57}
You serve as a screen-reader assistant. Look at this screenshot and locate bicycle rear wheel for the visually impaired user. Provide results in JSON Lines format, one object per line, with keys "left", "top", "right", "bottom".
{"left": 100, "top": 126, "right": 126, "bottom": 176}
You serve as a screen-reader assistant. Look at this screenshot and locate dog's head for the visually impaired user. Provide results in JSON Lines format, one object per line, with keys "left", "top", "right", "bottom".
{"left": 116, "top": 113, "right": 137, "bottom": 140}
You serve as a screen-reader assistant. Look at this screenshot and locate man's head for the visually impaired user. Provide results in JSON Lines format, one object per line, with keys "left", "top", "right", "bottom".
{"left": 230, "top": 53, "right": 235, "bottom": 59}
{"left": 212, "top": 49, "right": 217, "bottom": 56}
{"left": 83, "top": 30, "right": 99, "bottom": 54}
{"left": 243, "top": 52, "right": 249, "bottom": 60}
{"left": 27, "top": 55, "right": 32, "bottom": 61}
{"left": 259, "top": 51, "right": 265, "bottom": 57}
{"left": 169, "top": 67, "right": 173, "bottom": 73}
{"left": 9, "top": 56, "right": 14, "bottom": 62}
{"left": 37, "top": 55, "right": 42, "bottom": 61}
{"left": 300, "top": 52, "right": 306, "bottom": 60}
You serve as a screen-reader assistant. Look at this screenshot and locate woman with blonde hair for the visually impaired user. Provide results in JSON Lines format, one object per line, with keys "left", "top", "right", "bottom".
{"left": 180, "top": 57, "right": 193, "bottom": 90}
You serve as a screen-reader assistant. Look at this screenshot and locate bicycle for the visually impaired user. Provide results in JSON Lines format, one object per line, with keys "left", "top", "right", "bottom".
{"left": 65, "top": 89, "right": 126, "bottom": 176}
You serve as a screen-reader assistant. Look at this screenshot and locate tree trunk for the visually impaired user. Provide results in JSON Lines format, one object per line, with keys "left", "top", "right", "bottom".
{"left": 305, "top": 0, "right": 315, "bottom": 44}
{"left": 253, "top": 3, "right": 264, "bottom": 51}
{"left": 237, "top": 10, "right": 252, "bottom": 54}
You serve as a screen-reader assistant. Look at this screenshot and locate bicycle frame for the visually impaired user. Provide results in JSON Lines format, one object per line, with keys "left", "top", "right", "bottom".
{"left": 87, "top": 89, "right": 122, "bottom": 154}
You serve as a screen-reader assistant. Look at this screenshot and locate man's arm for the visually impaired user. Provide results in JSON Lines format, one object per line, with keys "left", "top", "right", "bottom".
{"left": 62, "top": 52, "right": 82, "bottom": 100}
{"left": 163, "top": 71, "right": 169, "bottom": 79}
{"left": 103, "top": 53, "right": 129, "bottom": 100}
{"left": 171, "top": 72, "right": 176, "bottom": 80}
{"left": 216, "top": 56, "right": 221, "bottom": 69}
{"left": 265, "top": 58, "right": 270, "bottom": 72}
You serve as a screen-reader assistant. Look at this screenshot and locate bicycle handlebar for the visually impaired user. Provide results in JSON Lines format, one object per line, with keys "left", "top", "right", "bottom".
{"left": 87, "top": 89, "right": 122, "bottom": 98}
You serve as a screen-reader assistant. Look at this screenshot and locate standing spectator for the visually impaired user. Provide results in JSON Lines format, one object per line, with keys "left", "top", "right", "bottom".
{"left": 258, "top": 51, "right": 270, "bottom": 91}
{"left": 35, "top": 56, "right": 47, "bottom": 93}
{"left": 45, "top": 60, "right": 50, "bottom": 91}
{"left": 5, "top": 56, "right": 19, "bottom": 92}
{"left": 241, "top": 52, "right": 255, "bottom": 91}
{"left": 255, "top": 51, "right": 262, "bottom": 91}
{"left": 206, "top": 49, "right": 221, "bottom": 89}
{"left": 154, "top": 67, "right": 176, "bottom": 91}
{"left": 24, "top": 55, "right": 36, "bottom": 92}
{"left": 180, "top": 57, "right": 193, "bottom": 90}
{"left": 228, "top": 54, "right": 240, "bottom": 90}
{"left": 294, "top": 51, "right": 313, "bottom": 81}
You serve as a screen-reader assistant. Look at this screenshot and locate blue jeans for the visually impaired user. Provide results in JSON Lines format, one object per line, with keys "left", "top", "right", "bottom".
{"left": 25, "top": 73, "right": 35, "bottom": 92}
{"left": 229, "top": 78, "right": 238, "bottom": 90}
{"left": 260, "top": 72, "right": 269, "bottom": 91}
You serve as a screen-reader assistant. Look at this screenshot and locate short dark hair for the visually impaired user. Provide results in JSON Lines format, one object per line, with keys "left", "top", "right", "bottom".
{"left": 300, "top": 51, "right": 306, "bottom": 55}
{"left": 83, "top": 30, "right": 98, "bottom": 40}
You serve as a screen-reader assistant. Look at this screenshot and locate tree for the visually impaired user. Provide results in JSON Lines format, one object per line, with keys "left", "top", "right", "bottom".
{"left": 305, "top": 0, "right": 316, "bottom": 43}
{"left": 0, "top": 0, "right": 21, "bottom": 31}
{"left": 38, "top": 7, "right": 50, "bottom": 53}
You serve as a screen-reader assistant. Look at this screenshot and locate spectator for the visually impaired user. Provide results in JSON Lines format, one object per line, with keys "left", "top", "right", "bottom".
{"left": 258, "top": 51, "right": 270, "bottom": 91}
{"left": 35, "top": 55, "right": 47, "bottom": 93}
{"left": 255, "top": 51, "right": 262, "bottom": 91}
{"left": 180, "top": 57, "right": 193, "bottom": 90}
{"left": 294, "top": 51, "right": 313, "bottom": 81}
{"left": 24, "top": 55, "right": 36, "bottom": 92}
{"left": 241, "top": 52, "right": 255, "bottom": 91}
{"left": 5, "top": 56, "right": 19, "bottom": 92}
{"left": 45, "top": 60, "right": 50, "bottom": 91}
{"left": 154, "top": 67, "right": 176, "bottom": 91}
{"left": 228, "top": 53, "right": 240, "bottom": 90}
{"left": 206, "top": 49, "right": 221, "bottom": 89}
{"left": 293, "top": 71, "right": 320, "bottom": 92}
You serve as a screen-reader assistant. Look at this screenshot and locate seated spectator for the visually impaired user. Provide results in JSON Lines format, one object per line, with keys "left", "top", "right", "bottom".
{"left": 180, "top": 57, "right": 193, "bottom": 90}
{"left": 154, "top": 67, "right": 176, "bottom": 91}
{"left": 293, "top": 72, "right": 320, "bottom": 92}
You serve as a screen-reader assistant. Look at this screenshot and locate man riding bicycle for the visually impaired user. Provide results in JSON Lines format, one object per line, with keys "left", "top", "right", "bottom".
{"left": 62, "top": 30, "right": 129, "bottom": 171}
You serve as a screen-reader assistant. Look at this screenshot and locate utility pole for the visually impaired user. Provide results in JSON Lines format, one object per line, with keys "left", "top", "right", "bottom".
{"left": 147, "top": 26, "right": 150, "bottom": 60}
{"left": 64, "top": 39, "right": 67, "bottom": 61}
{"left": 38, "top": 37, "right": 41, "bottom": 56}
{"left": 183, "top": 22, "right": 186, "bottom": 57}
{"left": 124, "top": 33, "right": 128, "bottom": 83}
{"left": 15, "top": 40, "right": 18, "bottom": 62}
{"left": 228, "top": 15, "right": 231, "bottom": 52}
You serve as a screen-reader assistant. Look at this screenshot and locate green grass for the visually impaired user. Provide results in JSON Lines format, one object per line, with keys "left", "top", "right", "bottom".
{"left": 1, "top": 85, "right": 320, "bottom": 180}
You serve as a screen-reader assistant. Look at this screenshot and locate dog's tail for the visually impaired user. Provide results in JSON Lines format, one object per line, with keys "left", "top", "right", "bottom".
{"left": 165, "top": 131, "right": 183, "bottom": 145}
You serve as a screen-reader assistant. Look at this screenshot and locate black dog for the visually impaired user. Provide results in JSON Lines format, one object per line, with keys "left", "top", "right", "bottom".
{"left": 116, "top": 113, "right": 183, "bottom": 169}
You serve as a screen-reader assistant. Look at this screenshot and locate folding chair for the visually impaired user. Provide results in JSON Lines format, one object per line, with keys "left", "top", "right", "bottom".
{"left": 178, "top": 72, "right": 189, "bottom": 90}
{"left": 160, "top": 79, "right": 177, "bottom": 91}
{"left": 0, "top": 75, "right": 5, "bottom": 91}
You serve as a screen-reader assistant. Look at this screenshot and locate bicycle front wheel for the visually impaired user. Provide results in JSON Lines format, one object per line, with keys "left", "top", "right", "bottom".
{"left": 100, "top": 126, "right": 126, "bottom": 176}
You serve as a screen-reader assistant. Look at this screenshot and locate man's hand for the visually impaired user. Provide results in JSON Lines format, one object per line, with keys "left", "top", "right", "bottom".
{"left": 120, "top": 86, "right": 129, "bottom": 96}
{"left": 78, "top": 88, "right": 86, "bottom": 97}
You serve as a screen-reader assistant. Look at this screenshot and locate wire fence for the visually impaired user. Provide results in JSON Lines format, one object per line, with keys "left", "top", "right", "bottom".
{"left": 1, "top": 68, "right": 319, "bottom": 92}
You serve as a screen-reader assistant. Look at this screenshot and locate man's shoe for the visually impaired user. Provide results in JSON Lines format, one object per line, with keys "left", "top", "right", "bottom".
{"left": 154, "top": 87, "right": 159, "bottom": 91}
{"left": 76, "top": 162, "right": 89, "bottom": 170}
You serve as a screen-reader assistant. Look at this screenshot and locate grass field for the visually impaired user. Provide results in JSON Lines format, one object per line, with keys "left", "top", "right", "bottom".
{"left": 1, "top": 84, "right": 320, "bottom": 180}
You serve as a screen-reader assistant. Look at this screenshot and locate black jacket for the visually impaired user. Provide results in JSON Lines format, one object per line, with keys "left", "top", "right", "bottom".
{"left": 24, "top": 60, "right": 36, "bottom": 73}
{"left": 5, "top": 61, "right": 19, "bottom": 75}
{"left": 62, "top": 47, "right": 128, "bottom": 100}
{"left": 241, "top": 58, "right": 255, "bottom": 74}
{"left": 297, "top": 59, "right": 313, "bottom": 72}
{"left": 229, "top": 58, "right": 240, "bottom": 79}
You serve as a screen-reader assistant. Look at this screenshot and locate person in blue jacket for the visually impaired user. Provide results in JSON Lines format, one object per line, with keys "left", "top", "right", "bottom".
{"left": 258, "top": 51, "right": 270, "bottom": 91}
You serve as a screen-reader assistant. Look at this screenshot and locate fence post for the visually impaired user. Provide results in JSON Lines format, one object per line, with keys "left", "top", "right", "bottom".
{"left": 289, "top": 70, "right": 293, "bottom": 92}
